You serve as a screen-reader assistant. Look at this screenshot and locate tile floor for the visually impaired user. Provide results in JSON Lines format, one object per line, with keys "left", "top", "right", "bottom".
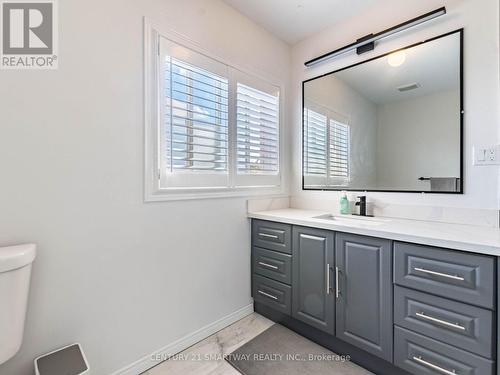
{"left": 142, "top": 313, "right": 273, "bottom": 375}
{"left": 141, "top": 312, "right": 374, "bottom": 375}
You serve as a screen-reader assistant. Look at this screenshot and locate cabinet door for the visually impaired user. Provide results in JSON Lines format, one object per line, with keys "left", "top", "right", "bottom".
{"left": 335, "top": 233, "right": 393, "bottom": 362}
{"left": 292, "top": 226, "right": 335, "bottom": 334}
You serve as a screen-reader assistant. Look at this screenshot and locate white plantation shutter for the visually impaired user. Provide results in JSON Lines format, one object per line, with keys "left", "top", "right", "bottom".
{"left": 236, "top": 84, "right": 279, "bottom": 172}
{"left": 157, "top": 37, "right": 281, "bottom": 192}
{"left": 304, "top": 109, "right": 328, "bottom": 177}
{"left": 235, "top": 73, "right": 280, "bottom": 187}
{"left": 160, "top": 38, "right": 230, "bottom": 188}
{"left": 329, "top": 120, "right": 350, "bottom": 182}
{"left": 165, "top": 58, "right": 229, "bottom": 172}
{"left": 303, "top": 106, "right": 350, "bottom": 187}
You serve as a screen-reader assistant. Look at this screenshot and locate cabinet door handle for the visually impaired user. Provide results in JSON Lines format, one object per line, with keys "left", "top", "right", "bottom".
{"left": 258, "top": 261, "right": 279, "bottom": 270}
{"left": 259, "top": 233, "right": 279, "bottom": 239}
{"left": 412, "top": 356, "right": 458, "bottom": 375}
{"left": 326, "top": 263, "right": 331, "bottom": 295}
{"left": 300, "top": 234, "right": 325, "bottom": 241}
{"left": 415, "top": 312, "right": 466, "bottom": 331}
{"left": 413, "top": 267, "right": 465, "bottom": 281}
{"left": 335, "top": 267, "right": 340, "bottom": 299}
{"left": 258, "top": 290, "right": 278, "bottom": 300}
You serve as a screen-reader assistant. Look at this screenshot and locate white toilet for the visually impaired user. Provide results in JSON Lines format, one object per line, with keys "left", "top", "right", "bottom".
{"left": 0, "top": 244, "right": 36, "bottom": 365}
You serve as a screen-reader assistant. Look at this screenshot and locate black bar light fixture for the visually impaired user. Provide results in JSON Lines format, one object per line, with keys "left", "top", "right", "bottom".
{"left": 304, "top": 7, "right": 447, "bottom": 67}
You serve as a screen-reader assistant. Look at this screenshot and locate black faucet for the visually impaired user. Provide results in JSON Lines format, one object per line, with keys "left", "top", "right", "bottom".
{"left": 355, "top": 196, "right": 367, "bottom": 216}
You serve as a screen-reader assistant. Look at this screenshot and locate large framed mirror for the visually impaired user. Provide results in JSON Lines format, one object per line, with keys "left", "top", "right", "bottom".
{"left": 302, "top": 29, "right": 463, "bottom": 193}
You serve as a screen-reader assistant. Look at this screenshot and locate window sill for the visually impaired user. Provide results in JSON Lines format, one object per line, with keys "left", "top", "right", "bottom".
{"left": 144, "top": 186, "right": 285, "bottom": 202}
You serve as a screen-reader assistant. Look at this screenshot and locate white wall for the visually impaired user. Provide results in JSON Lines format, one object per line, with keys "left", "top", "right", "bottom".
{"left": 0, "top": 1, "right": 290, "bottom": 374}
{"left": 376, "top": 90, "right": 461, "bottom": 190}
{"left": 291, "top": 0, "right": 500, "bottom": 209}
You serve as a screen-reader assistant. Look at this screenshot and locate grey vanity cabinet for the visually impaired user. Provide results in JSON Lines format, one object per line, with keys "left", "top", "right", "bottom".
{"left": 335, "top": 233, "right": 393, "bottom": 362}
{"left": 292, "top": 226, "right": 335, "bottom": 334}
{"left": 252, "top": 219, "right": 498, "bottom": 375}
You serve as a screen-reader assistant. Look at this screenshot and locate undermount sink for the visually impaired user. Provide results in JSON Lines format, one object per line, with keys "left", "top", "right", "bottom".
{"left": 312, "top": 214, "right": 390, "bottom": 226}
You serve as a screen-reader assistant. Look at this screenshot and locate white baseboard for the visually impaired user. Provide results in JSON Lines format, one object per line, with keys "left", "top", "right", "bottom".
{"left": 110, "top": 303, "right": 254, "bottom": 375}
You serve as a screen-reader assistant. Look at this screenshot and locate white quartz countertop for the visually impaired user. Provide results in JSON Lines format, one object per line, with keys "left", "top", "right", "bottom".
{"left": 248, "top": 209, "right": 500, "bottom": 256}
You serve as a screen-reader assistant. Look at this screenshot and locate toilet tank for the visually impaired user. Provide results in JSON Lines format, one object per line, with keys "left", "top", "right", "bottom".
{"left": 0, "top": 244, "right": 36, "bottom": 365}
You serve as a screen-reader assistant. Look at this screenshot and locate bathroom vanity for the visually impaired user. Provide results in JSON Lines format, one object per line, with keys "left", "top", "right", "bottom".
{"left": 248, "top": 209, "right": 500, "bottom": 375}
{"left": 247, "top": 23, "right": 498, "bottom": 375}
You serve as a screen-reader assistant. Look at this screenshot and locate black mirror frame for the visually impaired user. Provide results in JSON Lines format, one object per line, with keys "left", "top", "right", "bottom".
{"left": 302, "top": 28, "right": 464, "bottom": 194}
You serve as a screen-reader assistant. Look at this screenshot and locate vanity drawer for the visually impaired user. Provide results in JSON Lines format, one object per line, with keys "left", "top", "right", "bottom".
{"left": 394, "top": 286, "right": 494, "bottom": 358}
{"left": 252, "top": 274, "right": 291, "bottom": 315}
{"left": 394, "top": 326, "right": 494, "bottom": 375}
{"left": 252, "top": 220, "right": 291, "bottom": 254}
{"left": 252, "top": 247, "right": 292, "bottom": 285}
{"left": 394, "top": 242, "right": 495, "bottom": 309}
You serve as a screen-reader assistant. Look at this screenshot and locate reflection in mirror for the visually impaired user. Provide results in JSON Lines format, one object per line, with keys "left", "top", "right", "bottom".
{"left": 303, "top": 30, "right": 462, "bottom": 193}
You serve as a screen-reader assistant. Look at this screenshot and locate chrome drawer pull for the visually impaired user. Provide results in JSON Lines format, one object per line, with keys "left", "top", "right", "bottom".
{"left": 259, "top": 233, "right": 279, "bottom": 239}
{"left": 412, "top": 356, "right": 457, "bottom": 375}
{"left": 413, "top": 267, "right": 465, "bottom": 281}
{"left": 300, "top": 234, "right": 325, "bottom": 241}
{"left": 258, "top": 290, "right": 278, "bottom": 300}
{"left": 415, "top": 312, "right": 466, "bottom": 331}
{"left": 326, "top": 263, "right": 331, "bottom": 295}
{"left": 335, "top": 267, "right": 340, "bottom": 299}
{"left": 258, "top": 261, "right": 279, "bottom": 270}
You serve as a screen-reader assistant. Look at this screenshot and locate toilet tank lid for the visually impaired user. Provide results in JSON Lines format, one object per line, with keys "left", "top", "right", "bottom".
{"left": 0, "top": 244, "right": 37, "bottom": 273}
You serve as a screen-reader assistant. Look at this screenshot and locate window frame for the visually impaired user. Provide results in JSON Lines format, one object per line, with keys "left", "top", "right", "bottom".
{"left": 144, "top": 18, "right": 285, "bottom": 201}
{"left": 303, "top": 101, "right": 351, "bottom": 188}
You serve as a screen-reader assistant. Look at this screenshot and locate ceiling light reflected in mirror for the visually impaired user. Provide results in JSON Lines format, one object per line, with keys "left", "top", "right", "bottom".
{"left": 388, "top": 51, "right": 406, "bottom": 67}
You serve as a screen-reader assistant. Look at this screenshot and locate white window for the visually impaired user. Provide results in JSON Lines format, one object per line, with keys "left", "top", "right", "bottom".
{"left": 304, "top": 106, "right": 350, "bottom": 187}
{"left": 145, "top": 24, "right": 282, "bottom": 201}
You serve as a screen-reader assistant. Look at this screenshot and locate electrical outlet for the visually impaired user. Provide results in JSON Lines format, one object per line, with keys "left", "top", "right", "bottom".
{"left": 474, "top": 145, "right": 500, "bottom": 165}
{"left": 489, "top": 148, "right": 496, "bottom": 161}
